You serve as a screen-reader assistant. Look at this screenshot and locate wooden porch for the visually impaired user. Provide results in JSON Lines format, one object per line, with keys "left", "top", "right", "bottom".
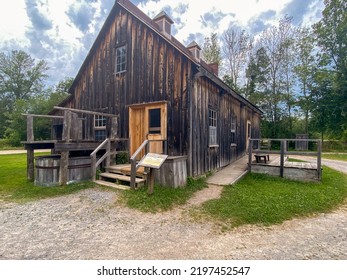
{"left": 22, "top": 106, "right": 171, "bottom": 189}
{"left": 22, "top": 107, "right": 130, "bottom": 187}
{"left": 248, "top": 139, "right": 322, "bottom": 182}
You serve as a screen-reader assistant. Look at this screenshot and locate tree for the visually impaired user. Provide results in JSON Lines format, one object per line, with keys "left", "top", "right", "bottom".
{"left": 0, "top": 50, "right": 48, "bottom": 138}
{"left": 313, "top": 0, "right": 347, "bottom": 138}
{"left": 294, "top": 27, "right": 317, "bottom": 133}
{"left": 4, "top": 77, "right": 72, "bottom": 145}
{"left": 201, "top": 33, "right": 222, "bottom": 65}
{"left": 257, "top": 16, "right": 295, "bottom": 138}
{"left": 222, "top": 27, "right": 252, "bottom": 91}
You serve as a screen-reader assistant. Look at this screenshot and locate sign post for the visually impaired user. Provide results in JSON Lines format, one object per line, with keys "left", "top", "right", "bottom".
{"left": 138, "top": 153, "right": 168, "bottom": 194}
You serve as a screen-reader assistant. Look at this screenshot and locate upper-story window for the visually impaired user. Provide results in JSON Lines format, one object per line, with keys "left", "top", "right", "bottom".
{"left": 115, "top": 45, "right": 127, "bottom": 74}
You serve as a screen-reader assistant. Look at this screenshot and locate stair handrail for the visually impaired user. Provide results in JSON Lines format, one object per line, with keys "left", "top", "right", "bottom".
{"left": 90, "top": 138, "right": 113, "bottom": 181}
{"left": 130, "top": 139, "right": 149, "bottom": 189}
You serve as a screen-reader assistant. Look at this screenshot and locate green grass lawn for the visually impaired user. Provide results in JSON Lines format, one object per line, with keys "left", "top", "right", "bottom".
{"left": 200, "top": 167, "right": 347, "bottom": 228}
{"left": 118, "top": 176, "right": 207, "bottom": 213}
{"left": 2, "top": 153, "right": 347, "bottom": 229}
{"left": 0, "top": 153, "right": 95, "bottom": 203}
{"left": 322, "top": 153, "right": 347, "bottom": 162}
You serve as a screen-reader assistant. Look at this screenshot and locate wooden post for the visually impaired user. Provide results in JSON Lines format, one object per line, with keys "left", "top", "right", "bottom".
{"left": 130, "top": 158, "right": 136, "bottom": 189}
{"left": 27, "top": 147, "right": 35, "bottom": 181}
{"left": 317, "top": 140, "right": 322, "bottom": 180}
{"left": 59, "top": 151, "right": 69, "bottom": 185}
{"left": 62, "top": 110, "right": 72, "bottom": 142}
{"left": 105, "top": 139, "right": 111, "bottom": 168}
{"left": 111, "top": 116, "right": 117, "bottom": 140}
{"left": 280, "top": 140, "right": 285, "bottom": 177}
{"left": 147, "top": 168, "right": 154, "bottom": 195}
{"left": 248, "top": 138, "right": 252, "bottom": 172}
{"left": 91, "top": 154, "right": 97, "bottom": 181}
{"left": 27, "top": 115, "right": 34, "bottom": 142}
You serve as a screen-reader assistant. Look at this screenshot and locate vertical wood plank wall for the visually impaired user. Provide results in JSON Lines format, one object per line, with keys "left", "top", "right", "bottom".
{"left": 60, "top": 5, "right": 261, "bottom": 177}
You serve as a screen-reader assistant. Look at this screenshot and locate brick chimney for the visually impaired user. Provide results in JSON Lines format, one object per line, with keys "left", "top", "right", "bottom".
{"left": 208, "top": 62, "right": 219, "bottom": 76}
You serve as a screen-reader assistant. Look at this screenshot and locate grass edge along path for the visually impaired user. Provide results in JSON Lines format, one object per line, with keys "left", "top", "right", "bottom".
{"left": 0, "top": 153, "right": 95, "bottom": 203}
{"left": 200, "top": 167, "right": 347, "bottom": 229}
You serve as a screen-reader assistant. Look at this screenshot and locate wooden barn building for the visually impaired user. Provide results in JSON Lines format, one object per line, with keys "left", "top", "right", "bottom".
{"left": 25, "top": 0, "right": 262, "bottom": 188}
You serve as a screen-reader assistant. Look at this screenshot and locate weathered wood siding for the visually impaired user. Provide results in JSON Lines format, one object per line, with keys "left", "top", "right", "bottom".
{"left": 60, "top": 3, "right": 261, "bottom": 177}
{"left": 190, "top": 77, "right": 261, "bottom": 176}
{"left": 64, "top": 6, "right": 192, "bottom": 156}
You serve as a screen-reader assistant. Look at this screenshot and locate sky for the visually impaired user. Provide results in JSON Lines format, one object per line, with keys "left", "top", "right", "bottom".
{"left": 0, "top": 0, "right": 325, "bottom": 86}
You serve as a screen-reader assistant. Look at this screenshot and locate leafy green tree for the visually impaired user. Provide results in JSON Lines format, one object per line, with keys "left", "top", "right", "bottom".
{"left": 314, "top": 0, "right": 347, "bottom": 138}
{"left": 257, "top": 16, "right": 295, "bottom": 138}
{"left": 0, "top": 50, "right": 48, "bottom": 139}
{"left": 201, "top": 33, "right": 222, "bottom": 65}
{"left": 294, "top": 27, "right": 317, "bottom": 134}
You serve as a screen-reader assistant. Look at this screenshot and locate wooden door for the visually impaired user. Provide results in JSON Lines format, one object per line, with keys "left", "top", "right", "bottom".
{"left": 129, "top": 106, "right": 145, "bottom": 159}
{"left": 129, "top": 102, "right": 167, "bottom": 159}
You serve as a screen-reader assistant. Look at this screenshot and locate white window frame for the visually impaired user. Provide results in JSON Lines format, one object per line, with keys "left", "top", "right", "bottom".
{"left": 94, "top": 115, "right": 107, "bottom": 141}
{"left": 209, "top": 109, "right": 218, "bottom": 146}
{"left": 231, "top": 116, "right": 237, "bottom": 145}
{"left": 115, "top": 45, "right": 127, "bottom": 74}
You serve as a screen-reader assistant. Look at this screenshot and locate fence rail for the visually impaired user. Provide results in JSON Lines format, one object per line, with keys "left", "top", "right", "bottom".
{"left": 248, "top": 138, "right": 322, "bottom": 180}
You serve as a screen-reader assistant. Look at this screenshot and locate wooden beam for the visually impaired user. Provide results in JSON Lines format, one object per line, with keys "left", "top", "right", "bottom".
{"left": 54, "top": 106, "right": 118, "bottom": 117}
{"left": 62, "top": 110, "right": 72, "bottom": 142}
{"left": 23, "top": 114, "right": 64, "bottom": 119}
{"left": 26, "top": 115, "right": 34, "bottom": 142}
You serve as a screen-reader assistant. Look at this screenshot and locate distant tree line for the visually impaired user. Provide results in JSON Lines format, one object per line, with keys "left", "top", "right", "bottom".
{"left": 0, "top": 50, "right": 72, "bottom": 146}
{"left": 0, "top": 0, "right": 345, "bottom": 147}
{"left": 202, "top": 0, "right": 347, "bottom": 141}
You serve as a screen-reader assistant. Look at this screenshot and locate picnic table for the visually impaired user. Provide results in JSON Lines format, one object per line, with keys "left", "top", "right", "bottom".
{"left": 254, "top": 154, "right": 270, "bottom": 163}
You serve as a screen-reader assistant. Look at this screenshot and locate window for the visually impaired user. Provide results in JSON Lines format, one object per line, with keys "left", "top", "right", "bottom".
{"left": 209, "top": 109, "right": 217, "bottom": 146}
{"left": 231, "top": 116, "right": 237, "bottom": 144}
{"left": 115, "top": 45, "right": 127, "bottom": 73}
{"left": 149, "top": 108, "right": 161, "bottom": 134}
{"left": 94, "top": 115, "right": 107, "bottom": 141}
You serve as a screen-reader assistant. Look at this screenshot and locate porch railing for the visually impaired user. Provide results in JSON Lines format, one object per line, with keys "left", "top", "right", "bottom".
{"left": 129, "top": 139, "right": 167, "bottom": 189}
{"left": 90, "top": 138, "right": 112, "bottom": 181}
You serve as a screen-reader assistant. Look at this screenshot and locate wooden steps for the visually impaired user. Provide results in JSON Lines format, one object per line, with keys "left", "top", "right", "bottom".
{"left": 95, "top": 164, "right": 146, "bottom": 189}
{"left": 106, "top": 164, "right": 147, "bottom": 177}
{"left": 94, "top": 180, "right": 131, "bottom": 190}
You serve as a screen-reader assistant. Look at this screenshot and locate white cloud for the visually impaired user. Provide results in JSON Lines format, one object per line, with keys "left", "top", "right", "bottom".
{"left": 0, "top": 0, "right": 324, "bottom": 86}
{"left": 0, "top": 0, "right": 30, "bottom": 47}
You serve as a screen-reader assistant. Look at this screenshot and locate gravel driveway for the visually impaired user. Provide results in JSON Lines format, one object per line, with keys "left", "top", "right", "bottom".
{"left": 1, "top": 183, "right": 347, "bottom": 260}
{"left": 1, "top": 155, "right": 346, "bottom": 260}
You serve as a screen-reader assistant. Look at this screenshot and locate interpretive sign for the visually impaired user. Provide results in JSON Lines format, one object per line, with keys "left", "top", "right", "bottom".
{"left": 138, "top": 153, "right": 168, "bottom": 169}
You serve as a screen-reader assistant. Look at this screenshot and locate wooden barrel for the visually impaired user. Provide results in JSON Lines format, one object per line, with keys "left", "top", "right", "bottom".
{"left": 35, "top": 155, "right": 92, "bottom": 186}
{"left": 35, "top": 155, "right": 60, "bottom": 186}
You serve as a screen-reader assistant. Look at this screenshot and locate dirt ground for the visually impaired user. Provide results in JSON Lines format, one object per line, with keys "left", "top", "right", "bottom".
{"left": 0, "top": 156, "right": 346, "bottom": 260}
{"left": 1, "top": 186, "right": 346, "bottom": 260}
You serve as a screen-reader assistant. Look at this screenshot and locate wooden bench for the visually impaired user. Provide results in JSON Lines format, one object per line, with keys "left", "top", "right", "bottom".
{"left": 254, "top": 154, "right": 270, "bottom": 163}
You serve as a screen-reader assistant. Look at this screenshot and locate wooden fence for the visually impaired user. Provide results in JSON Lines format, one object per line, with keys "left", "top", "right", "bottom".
{"left": 248, "top": 138, "right": 322, "bottom": 180}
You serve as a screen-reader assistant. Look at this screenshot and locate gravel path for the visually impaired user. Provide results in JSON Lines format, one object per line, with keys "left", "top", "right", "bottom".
{"left": 1, "top": 185, "right": 346, "bottom": 260}
{"left": 1, "top": 153, "right": 346, "bottom": 260}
